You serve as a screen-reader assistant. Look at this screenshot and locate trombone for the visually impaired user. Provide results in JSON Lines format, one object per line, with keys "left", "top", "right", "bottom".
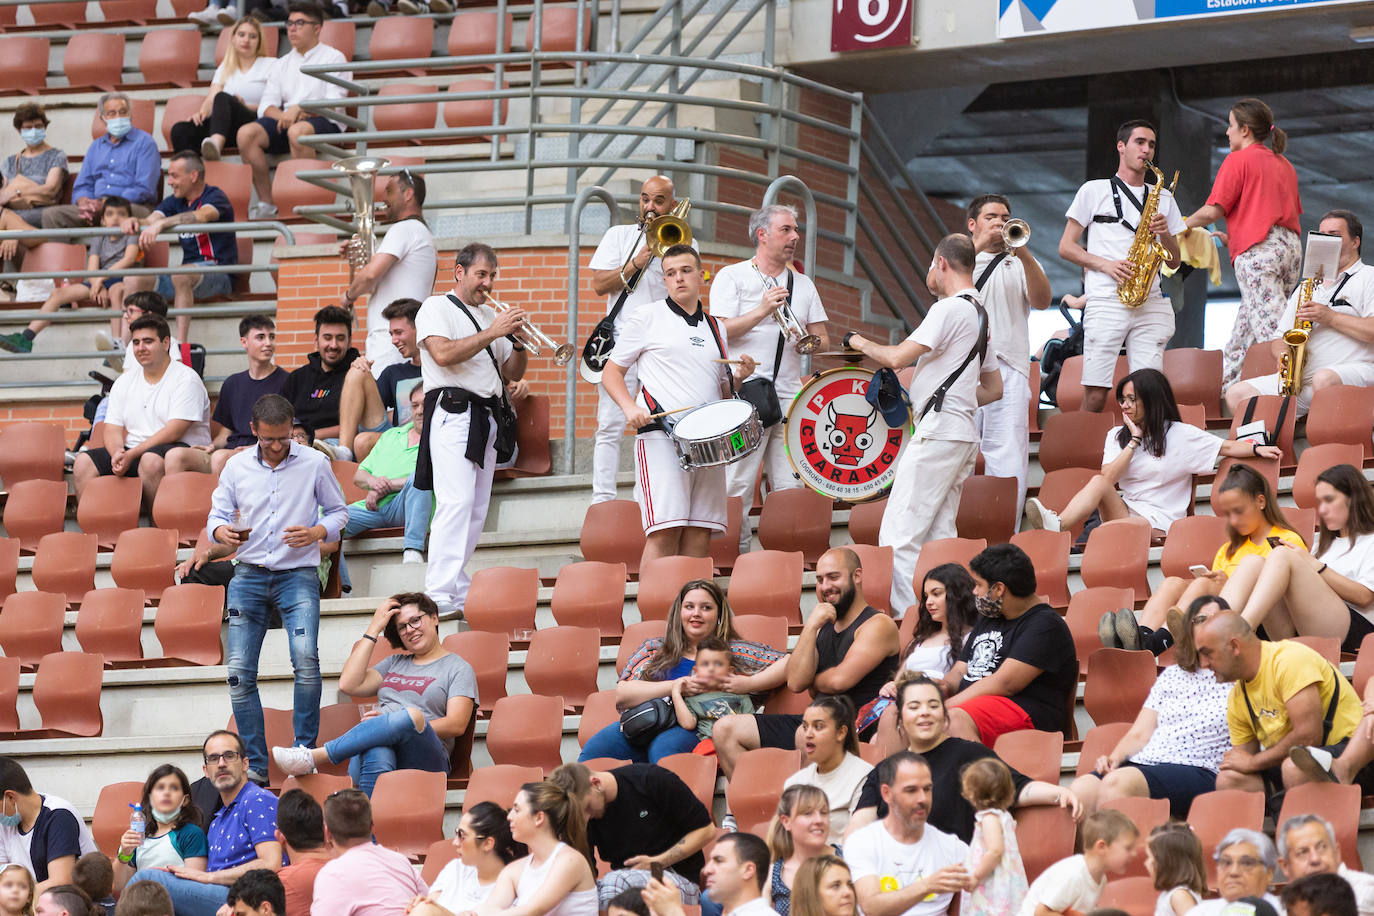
{"left": 1002, "top": 218, "right": 1030, "bottom": 251}
{"left": 484, "top": 293, "right": 575, "bottom": 366}
{"left": 620, "top": 199, "right": 693, "bottom": 294}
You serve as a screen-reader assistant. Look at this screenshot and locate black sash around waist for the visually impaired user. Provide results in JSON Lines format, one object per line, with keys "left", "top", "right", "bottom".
{"left": 414, "top": 385, "right": 503, "bottom": 489}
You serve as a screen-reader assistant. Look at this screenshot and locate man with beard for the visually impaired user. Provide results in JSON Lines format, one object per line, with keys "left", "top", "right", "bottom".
{"left": 281, "top": 306, "right": 360, "bottom": 454}
{"left": 847, "top": 752, "right": 969, "bottom": 916}
{"left": 713, "top": 547, "right": 899, "bottom": 777}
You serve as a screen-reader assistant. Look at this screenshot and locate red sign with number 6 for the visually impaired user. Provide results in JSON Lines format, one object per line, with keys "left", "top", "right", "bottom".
{"left": 831, "top": 0, "right": 912, "bottom": 51}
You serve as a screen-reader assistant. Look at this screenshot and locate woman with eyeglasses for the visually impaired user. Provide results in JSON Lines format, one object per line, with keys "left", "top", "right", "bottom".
{"left": 407, "top": 802, "right": 527, "bottom": 916}
{"left": 1024, "top": 368, "right": 1279, "bottom": 542}
{"left": 1187, "top": 829, "right": 1282, "bottom": 915}
{"left": 270, "top": 592, "right": 477, "bottom": 796}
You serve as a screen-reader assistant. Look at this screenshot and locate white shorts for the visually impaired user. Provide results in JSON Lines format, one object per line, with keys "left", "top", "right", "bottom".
{"left": 1234, "top": 362, "right": 1374, "bottom": 416}
{"left": 633, "top": 431, "right": 727, "bottom": 535}
{"left": 1082, "top": 295, "right": 1175, "bottom": 388}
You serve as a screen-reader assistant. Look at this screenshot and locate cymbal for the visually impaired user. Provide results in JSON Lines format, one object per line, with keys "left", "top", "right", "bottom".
{"left": 813, "top": 349, "right": 866, "bottom": 362}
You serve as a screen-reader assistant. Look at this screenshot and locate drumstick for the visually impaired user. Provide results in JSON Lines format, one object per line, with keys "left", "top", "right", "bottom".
{"left": 645, "top": 405, "right": 699, "bottom": 420}
{"left": 711, "top": 358, "right": 755, "bottom": 365}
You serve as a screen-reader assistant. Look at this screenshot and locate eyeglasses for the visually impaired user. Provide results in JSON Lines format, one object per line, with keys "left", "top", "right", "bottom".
{"left": 1117, "top": 394, "right": 1138, "bottom": 406}
{"left": 1216, "top": 856, "right": 1265, "bottom": 871}
{"left": 257, "top": 435, "right": 292, "bottom": 445}
{"left": 456, "top": 828, "right": 485, "bottom": 841}
{"left": 396, "top": 615, "right": 428, "bottom": 632}
{"left": 285, "top": 17, "right": 319, "bottom": 27}
{"left": 399, "top": 167, "right": 417, "bottom": 188}
{"left": 122, "top": 306, "right": 145, "bottom": 316}
{"left": 204, "top": 750, "right": 242, "bottom": 764}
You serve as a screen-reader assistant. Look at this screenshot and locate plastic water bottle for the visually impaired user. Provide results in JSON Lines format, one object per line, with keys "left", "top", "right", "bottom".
{"left": 128, "top": 803, "right": 145, "bottom": 838}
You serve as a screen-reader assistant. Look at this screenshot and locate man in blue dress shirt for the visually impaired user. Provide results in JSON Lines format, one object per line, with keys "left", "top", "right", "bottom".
{"left": 41, "top": 92, "right": 160, "bottom": 229}
{"left": 207, "top": 394, "right": 349, "bottom": 783}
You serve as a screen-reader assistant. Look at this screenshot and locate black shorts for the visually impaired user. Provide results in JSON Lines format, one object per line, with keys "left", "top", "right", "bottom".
{"left": 1343, "top": 605, "right": 1374, "bottom": 655}
{"left": 84, "top": 441, "right": 185, "bottom": 477}
{"left": 257, "top": 115, "right": 342, "bottom": 154}
{"left": 754, "top": 713, "right": 805, "bottom": 749}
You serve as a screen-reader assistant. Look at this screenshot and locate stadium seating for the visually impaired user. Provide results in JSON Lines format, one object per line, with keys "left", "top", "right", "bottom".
{"left": 727, "top": 747, "right": 799, "bottom": 834}
{"left": 727, "top": 550, "right": 804, "bottom": 624}
{"left": 371, "top": 768, "right": 446, "bottom": 858}
{"left": 463, "top": 764, "right": 542, "bottom": 813}
{"left": 1306, "top": 385, "right": 1374, "bottom": 461}
{"left": 1012, "top": 804, "right": 1075, "bottom": 883}
{"left": 153, "top": 583, "right": 226, "bottom": 666}
{"left": 1082, "top": 648, "right": 1156, "bottom": 726}
{"left": 75, "top": 587, "right": 147, "bottom": 664}
{"left": 111, "top": 527, "right": 178, "bottom": 601}
{"left": 372, "top": 83, "right": 440, "bottom": 135}
{"left": 524, "top": 625, "right": 600, "bottom": 708}
{"left": 1009, "top": 529, "right": 1070, "bottom": 608}
{"left": 1161, "top": 348, "right": 1224, "bottom": 419}
{"left": 0, "top": 36, "right": 48, "bottom": 94}
{"left": 485, "top": 694, "right": 564, "bottom": 772}
{"left": 577, "top": 690, "right": 619, "bottom": 747}
{"left": 955, "top": 474, "right": 1018, "bottom": 545}
{"left": 1189, "top": 789, "right": 1265, "bottom": 886}
{"left": 635, "top": 555, "right": 713, "bottom": 621}
{"left": 4, "top": 479, "right": 69, "bottom": 552}
{"left": 1064, "top": 586, "right": 1135, "bottom": 670}
{"left": 1159, "top": 514, "right": 1227, "bottom": 579}
{"left": 1038, "top": 411, "right": 1117, "bottom": 472}
{"left": 911, "top": 538, "right": 985, "bottom": 604}
{"left": 442, "top": 630, "right": 510, "bottom": 714}
{"left": 1100, "top": 795, "right": 1169, "bottom": 877}
{"left": 31, "top": 530, "right": 98, "bottom": 605}
{"left": 0, "top": 591, "right": 66, "bottom": 668}
{"left": 847, "top": 497, "right": 886, "bottom": 545}
{"left": 1293, "top": 442, "right": 1366, "bottom": 508}
{"left": 0, "top": 422, "right": 65, "bottom": 486}
{"left": 1080, "top": 517, "right": 1151, "bottom": 597}
{"left": 151, "top": 471, "right": 220, "bottom": 546}
{"left": 464, "top": 566, "right": 539, "bottom": 634}
{"left": 550, "top": 560, "right": 628, "bottom": 634}
{"left": 848, "top": 543, "right": 893, "bottom": 615}
{"left": 76, "top": 476, "right": 143, "bottom": 548}
{"left": 992, "top": 729, "right": 1062, "bottom": 785}
{"left": 0, "top": 539, "right": 17, "bottom": 605}
{"left": 616, "top": 620, "right": 666, "bottom": 671}
{"left": 757, "top": 487, "right": 835, "bottom": 565}
{"left": 578, "top": 500, "right": 644, "bottom": 573}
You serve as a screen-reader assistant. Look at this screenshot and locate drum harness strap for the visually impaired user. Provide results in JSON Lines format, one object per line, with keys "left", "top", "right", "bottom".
{"left": 917, "top": 292, "right": 989, "bottom": 424}
{"left": 638, "top": 306, "right": 732, "bottom": 435}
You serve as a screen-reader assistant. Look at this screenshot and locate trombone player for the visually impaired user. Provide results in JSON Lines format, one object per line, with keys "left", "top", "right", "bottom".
{"left": 968, "top": 194, "right": 1052, "bottom": 520}
{"left": 712, "top": 203, "right": 829, "bottom": 553}
{"left": 587, "top": 175, "right": 698, "bottom": 504}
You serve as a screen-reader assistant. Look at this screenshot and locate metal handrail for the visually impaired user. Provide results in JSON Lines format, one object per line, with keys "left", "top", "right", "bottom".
{"left": 562, "top": 184, "right": 617, "bottom": 474}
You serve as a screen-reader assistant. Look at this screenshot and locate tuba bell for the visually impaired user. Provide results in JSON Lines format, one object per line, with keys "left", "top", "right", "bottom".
{"left": 333, "top": 155, "right": 389, "bottom": 281}
{"left": 621, "top": 199, "right": 693, "bottom": 293}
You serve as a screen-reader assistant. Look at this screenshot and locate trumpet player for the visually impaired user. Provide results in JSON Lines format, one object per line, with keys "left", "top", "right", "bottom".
{"left": 414, "top": 243, "right": 528, "bottom": 618}
{"left": 1060, "top": 119, "right": 1184, "bottom": 413}
{"left": 1226, "top": 211, "right": 1374, "bottom": 416}
{"left": 587, "top": 175, "right": 696, "bottom": 504}
{"left": 712, "top": 203, "right": 830, "bottom": 552}
{"left": 967, "top": 194, "right": 1052, "bottom": 517}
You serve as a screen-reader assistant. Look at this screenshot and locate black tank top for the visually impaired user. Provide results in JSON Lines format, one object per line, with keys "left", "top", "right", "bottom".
{"left": 815, "top": 605, "right": 899, "bottom": 710}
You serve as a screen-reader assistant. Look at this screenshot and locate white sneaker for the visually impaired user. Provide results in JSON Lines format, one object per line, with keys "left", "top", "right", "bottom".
{"left": 397, "top": 0, "right": 426, "bottom": 13}
{"left": 429, "top": 0, "right": 452, "bottom": 11}
{"left": 216, "top": 6, "right": 236, "bottom": 24}
{"left": 403, "top": 549, "right": 425, "bottom": 564}
{"left": 201, "top": 137, "right": 221, "bottom": 162}
{"left": 94, "top": 331, "right": 116, "bottom": 352}
{"left": 272, "top": 745, "right": 317, "bottom": 776}
{"left": 720, "top": 814, "right": 738, "bottom": 833}
{"left": 249, "top": 202, "right": 278, "bottom": 219}
{"left": 1023, "top": 497, "right": 1062, "bottom": 533}
{"left": 188, "top": 6, "right": 218, "bottom": 24}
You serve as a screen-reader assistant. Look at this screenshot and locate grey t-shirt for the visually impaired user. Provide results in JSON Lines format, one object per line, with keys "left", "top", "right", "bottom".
{"left": 91, "top": 233, "right": 134, "bottom": 270}
{"left": 2, "top": 147, "right": 67, "bottom": 185}
{"left": 374, "top": 652, "right": 478, "bottom": 752}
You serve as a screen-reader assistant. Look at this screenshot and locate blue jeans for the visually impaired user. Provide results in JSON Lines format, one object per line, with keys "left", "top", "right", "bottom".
{"left": 578, "top": 721, "right": 700, "bottom": 763}
{"left": 127, "top": 868, "right": 228, "bottom": 916}
{"left": 324, "top": 706, "right": 450, "bottom": 796}
{"left": 226, "top": 565, "right": 322, "bottom": 778}
{"left": 344, "top": 476, "right": 431, "bottom": 550}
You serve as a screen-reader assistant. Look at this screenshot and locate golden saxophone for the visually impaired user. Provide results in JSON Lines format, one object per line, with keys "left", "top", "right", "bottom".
{"left": 1117, "top": 161, "right": 1179, "bottom": 308}
{"left": 1279, "top": 268, "right": 1322, "bottom": 397}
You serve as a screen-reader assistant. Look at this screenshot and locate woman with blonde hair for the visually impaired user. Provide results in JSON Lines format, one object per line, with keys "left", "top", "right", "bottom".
{"left": 762, "top": 785, "right": 834, "bottom": 915}
{"left": 789, "top": 855, "right": 856, "bottom": 916}
{"left": 169, "top": 17, "right": 273, "bottom": 160}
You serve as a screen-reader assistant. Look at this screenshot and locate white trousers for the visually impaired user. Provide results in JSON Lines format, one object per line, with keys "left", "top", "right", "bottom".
{"left": 724, "top": 420, "right": 799, "bottom": 552}
{"left": 976, "top": 361, "right": 1031, "bottom": 518}
{"left": 424, "top": 407, "right": 496, "bottom": 612}
{"left": 593, "top": 365, "right": 638, "bottom": 504}
{"left": 880, "top": 436, "right": 979, "bottom": 617}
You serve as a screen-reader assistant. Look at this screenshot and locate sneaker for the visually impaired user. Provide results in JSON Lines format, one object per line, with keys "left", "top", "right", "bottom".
{"left": 1097, "top": 612, "right": 1120, "bottom": 649}
{"left": 272, "top": 745, "right": 318, "bottom": 776}
{"left": 403, "top": 549, "right": 425, "bottom": 564}
{"left": 1023, "top": 497, "right": 1061, "bottom": 533}
{"left": 1165, "top": 606, "right": 1186, "bottom": 642}
{"left": 397, "top": 0, "right": 426, "bottom": 12}
{"left": 95, "top": 331, "right": 116, "bottom": 352}
{"left": 0, "top": 332, "right": 32, "bottom": 354}
{"left": 249, "top": 202, "right": 278, "bottom": 219}
{"left": 436, "top": 602, "right": 464, "bottom": 621}
{"left": 367, "top": 0, "right": 391, "bottom": 14}
{"left": 1113, "top": 608, "right": 1143, "bottom": 650}
{"left": 216, "top": 5, "right": 236, "bottom": 24}
{"left": 188, "top": 5, "right": 219, "bottom": 24}
{"left": 201, "top": 137, "right": 221, "bottom": 162}
{"left": 1289, "top": 746, "right": 1338, "bottom": 784}
{"left": 429, "top": 0, "right": 452, "bottom": 11}
{"left": 720, "top": 814, "right": 738, "bottom": 833}
{"left": 312, "top": 440, "right": 339, "bottom": 460}
{"left": 246, "top": 770, "right": 270, "bottom": 787}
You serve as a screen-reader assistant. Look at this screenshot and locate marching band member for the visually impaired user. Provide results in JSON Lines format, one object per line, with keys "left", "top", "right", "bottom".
{"left": 1059, "top": 119, "right": 1184, "bottom": 413}
{"left": 1183, "top": 98, "right": 1302, "bottom": 386}
{"left": 846, "top": 234, "right": 1002, "bottom": 616}
{"left": 966, "top": 194, "right": 1052, "bottom": 516}
{"left": 711, "top": 203, "right": 830, "bottom": 553}
{"left": 1226, "top": 210, "right": 1374, "bottom": 416}
{"left": 587, "top": 175, "right": 696, "bottom": 504}
{"left": 414, "top": 243, "right": 527, "bottom": 619}
{"left": 602, "top": 245, "right": 756, "bottom": 570}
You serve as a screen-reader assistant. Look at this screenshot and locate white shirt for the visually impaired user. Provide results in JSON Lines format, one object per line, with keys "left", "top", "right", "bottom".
{"left": 1155, "top": 886, "right": 1200, "bottom": 916}
{"left": 907, "top": 288, "right": 998, "bottom": 443}
{"left": 1016, "top": 854, "right": 1104, "bottom": 916}
{"left": 708, "top": 259, "right": 828, "bottom": 399}
{"left": 1316, "top": 531, "right": 1374, "bottom": 623}
{"left": 1339, "top": 863, "right": 1374, "bottom": 916}
{"left": 902, "top": 640, "right": 955, "bottom": 679}
{"left": 1101, "top": 421, "right": 1223, "bottom": 531}
{"left": 366, "top": 218, "right": 438, "bottom": 368}
{"left": 587, "top": 224, "right": 697, "bottom": 330}
{"left": 106, "top": 358, "right": 212, "bottom": 448}
{"left": 429, "top": 860, "right": 497, "bottom": 913}
{"left": 1132, "top": 665, "right": 1233, "bottom": 771}
{"left": 846, "top": 819, "right": 969, "bottom": 916}
{"left": 1065, "top": 178, "right": 1186, "bottom": 300}
{"left": 974, "top": 249, "right": 1038, "bottom": 378}
{"left": 609, "top": 299, "right": 731, "bottom": 415}
{"left": 1278, "top": 260, "right": 1374, "bottom": 376}
{"left": 214, "top": 57, "right": 274, "bottom": 110}
{"left": 257, "top": 43, "right": 350, "bottom": 127}
{"left": 783, "top": 752, "right": 874, "bottom": 846}
{"left": 726, "top": 898, "right": 780, "bottom": 916}
{"left": 0, "top": 794, "right": 99, "bottom": 879}
{"left": 416, "top": 291, "right": 512, "bottom": 397}
{"left": 1186, "top": 893, "right": 1282, "bottom": 916}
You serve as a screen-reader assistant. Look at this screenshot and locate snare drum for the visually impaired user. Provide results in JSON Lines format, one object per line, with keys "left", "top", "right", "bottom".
{"left": 669, "top": 399, "right": 763, "bottom": 471}
{"left": 784, "top": 366, "right": 910, "bottom": 502}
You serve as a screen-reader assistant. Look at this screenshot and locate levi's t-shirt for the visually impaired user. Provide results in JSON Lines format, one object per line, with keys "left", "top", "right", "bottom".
{"left": 373, "top": 652, "right": 477, "bottom": 753}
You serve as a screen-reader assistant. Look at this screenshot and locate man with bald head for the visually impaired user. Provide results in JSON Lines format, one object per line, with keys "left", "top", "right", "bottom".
{"left": 712, "top": 547, "right": 900, "bottom": 778}
{"left": 586, "top": 175, "right": 697, "bottom": 504}
{"left": 1190, "top": 599, "right": 1365, "bottom": 795}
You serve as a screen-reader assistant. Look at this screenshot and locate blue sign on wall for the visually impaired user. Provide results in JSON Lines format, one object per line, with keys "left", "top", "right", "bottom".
{"left": 999, "top": 0, "right": 1357, "bottom": 38}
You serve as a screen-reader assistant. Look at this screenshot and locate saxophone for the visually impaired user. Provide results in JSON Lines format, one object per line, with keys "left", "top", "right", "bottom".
{"left": 1279, "top": 267, "right": 1323, "bottom": 397}
{"left": 1117, "top": 161, "right": 1180, "bottom": 308}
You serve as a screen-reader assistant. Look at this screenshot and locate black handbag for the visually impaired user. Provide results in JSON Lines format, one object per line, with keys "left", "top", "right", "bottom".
{"left": 735, "top": 269, "right": 794, "bottom": 428}
{"left": 619, "top": 697, "right": 676, "bottom": 746}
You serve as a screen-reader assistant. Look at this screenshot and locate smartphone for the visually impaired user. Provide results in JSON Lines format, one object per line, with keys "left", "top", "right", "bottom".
{"left": 1266, "top": 536, "right": 1283, "bottom": 548}
{"left": 1188, "top": 564, "right": 1210, "bottom": 577}
{"left": 650, "top": 862, "right": 665, "bottom": 883}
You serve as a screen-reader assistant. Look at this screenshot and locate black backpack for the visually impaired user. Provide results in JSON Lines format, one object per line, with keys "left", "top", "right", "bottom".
{"left": 1038, "top": 299, "right": 1084, "bottom": 408}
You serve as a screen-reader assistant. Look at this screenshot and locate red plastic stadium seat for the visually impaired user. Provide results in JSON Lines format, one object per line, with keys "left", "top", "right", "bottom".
{"left": 111, "top": 528, "right": 178, "bottom": 601}
{"left": 733, "top": 614, "right": 788, "bottom": 653}
{"left": 420, "top": 839, "right": 458, "bottom": 885}
{"left": 1159, "top": 515, "right": 1227, "bottom": 579}
{"left": 1306, "top": 385, "right": 1374, "bottom": 461}
{"left": 0, "top": 37, "right": 48, "bottom": 93}
{"left": 154, "top": 583, "right": 225, "bottom": 665}
{"left": 494, "top": 393, "right": 552, "bottom": 480}
{"left": 16, "top": 243, "right": 86, "bottom": 291}
{"left": 1098, "top": 877, "right": 1156, "bottom": 916}
{"left": 272, "top": 159, "right": 337, "bottom": 218}
{"left": 30, "top": 651, "right": 105, "bottom": 737}
{"left": 1101, "top": 796, "right": 1169, "bottom": 877}
{"left": 320, "top": 20, "right": 355, "bottom": 60}
{"left": 367, "top": 18, "right": 434, "bottom": 75}
{"left": 465, "top": 566, "right": 539, "bottom": 634}
{"left": 708, "top": 497, "right": 745, "bottom": 573}
{"left": 63, "top": 33, "right": 126, "bottom": 92}
{"left": 659, "top": 753, "right": 717, "bottom": 814}
{"left": 443, "top": 630, "right": 509, "bottom": 714}
{"left": 372, "top": 83, "right": 439, "bottom": 135}
{"left": 75, "top": 587, "right": 146, "bottom": 664}
{"left": 371, "top": 769, "right": 445, "bottom": 857}
{"left": 31, "top": 531, "right": 98, "bottom": 606}
{"left": 1292, "top": 443, "right": 1365, "bottom": 510}
{"left": 992, "top": 730, "right": 1062, "bottom": 785}
{"left": 635, "top": 556, "right": 712, "bottom": 622}
{"left": 77, "top": 475, "right": 143, "bottom": 549}
{"left": 728, "top": 550, "right": 803, "bottom": 625}
{"left": 524, "top": 626, "right": 600, "bottom": 708}
{"left": 0, "top": 591, "right": 65, "bottom": 668}
{"left": 578, "top": 501, "right": 644, "bottom": 575}
{"left": 139, "top": 29, "right": 202, "bottom": 88}
{"left": 0, "top": 422, "right": 66, "bottom": 486}
{"left": 1080, "top": 517, "right": 1151, "bottom": 597}
{"left": 1083, "top": 648, "right": 1156, "bottom": 726}
{"left": 1012, "top": 805, "right": 1075, "bottom": 884}
{"left": 486, "top": 694, "right": 565, "bottom": 772}
{"left": 758, "top": 488, "right": 835, "bottom": 566}
{"left": 955, "top": 475, "right": 1017, "bottom": 545}
{"left": 535, "top": 5, "right": 592, "bottom": 52}
{"left": 30, "top": 1, "right": 84, "bottom": 26}
{"left": 462, "top": 764, "right": 541, "bottom": 812}
{"left": 1292, "top": 635, "right": 1340, "bottom": 666}
{"left": 910, "top": 538, "right": 985, "bottom": 611}
{"left": 3, "top": 479, "right": 68, "bottom": 552}
{"left": 1161, "top": 348, "right": 1224, "bottom": 420}
{"left": 1054, "top": 354, "right": 1127, "bottom": 419}
{"left": 1010, "top": 529, "right": 1070, "bottom": 608}
{"left": 550, "top": 561, "right": 627, "bottom": 635}
{"left": 100, "top": 0, "right": 158, "bottom": 22}
{"left": 849, "top": 544, "right": 893, "bottom": 615}
{"left": 1065, "top": 587, "right": 1135, "bottom": 670}
{"left": 1354, "top": 632, "right": 1374, "bottom": 696}
{"left": 206, "top": 162, "right": 252, "bottom": 231}
{"left": 0, "top": 539, "right": 17, "bottom": 605}
{"left": 847, "top": 497, "right": 885, "bottom": 545}
{"left": 1037, "top": 411, "right": 1116, "bottom": 473}
{"left": 442, "top": 79, "right": 508, "bottom": 140}
{"left": 1239, "top": 340, "right": 1279, "bottom": 380}
{"left": 1209, "top": 456, "right": 1279, "bottom": 515}
{"left": 91, "top": 782, "right": 143, "bottom": 855}
{"left": 161, "top": 94, "right": 206, "bottom": 148}
{"left": 1189, "top": 789, "right": 1265, "bottom": 887}
{"left": 1075, "top": 722, "right": 1133, "bottom": 777}
{"left": 447, "top": 10, "right": 514, "bottom": 59}
{"left": 577, "top": 689, "right": 620, "bottom": 747}
{"left": 152, "top": 471, "right": 221, "bottom": 546}
{"left": 726, "top": 748, "right": 799, "bottom": 834}
{"left": 280, "top": 773, "right": 352, "bottom": 808}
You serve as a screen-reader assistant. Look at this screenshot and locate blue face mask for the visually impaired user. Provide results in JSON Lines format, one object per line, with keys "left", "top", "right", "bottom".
{"left": 0, "top": 795, "right": 20, "bottom": 828}
{"left": 19, "top": 128, "right": 44, "bottom": 147}
{"left": 105, "top": 117, "right": 132, "bottom": 139}
{"left": 151, "top": 804, "right": 183, "bottom": 825}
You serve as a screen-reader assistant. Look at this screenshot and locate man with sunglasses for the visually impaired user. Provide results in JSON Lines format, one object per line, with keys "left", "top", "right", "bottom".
{"left": 238, "top": 2, "right": 349, "bottom": 219}
{"left": 341, "top": 170, "right": 437, "bottom": 378}
{"left": 207, "top": 394, "right": 349, "bottom": 785}
{"left": 128, "top": 730, "right": 282, "bottom": 916}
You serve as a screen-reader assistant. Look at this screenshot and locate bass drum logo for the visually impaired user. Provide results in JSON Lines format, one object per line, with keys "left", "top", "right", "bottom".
{"left": 784, "top": 367, "right": 908, "bottom": 503}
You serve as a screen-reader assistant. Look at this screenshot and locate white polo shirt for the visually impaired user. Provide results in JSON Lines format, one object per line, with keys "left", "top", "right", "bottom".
{"left": 415, "top": 291, "right": 511, "bottom": 398}
{"left": 974, "top": 249, "right": 1039, "bottom": 378}
{"left": 1064, "top": 178, "right": 1185, "bottom": 300}
{"left": 708, "top": 259, "right": 827, "bottom": 400}
{"left": 587, "top": 224, "right": 698, "bottom": 330}
{"left": 907, "top": 288, "right": 998, "bottom": 443}
{"left": 106, "top": 358, "right": 212, "bottom": 448}
{"left": 1280, "top": 260, "right": 1374, "bottom": 374}
{"left": 610, "top": 298, "right": 731, "bottom": 416}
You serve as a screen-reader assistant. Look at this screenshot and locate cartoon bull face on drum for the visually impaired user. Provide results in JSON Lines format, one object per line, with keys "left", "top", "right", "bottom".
{"left": 822, "top": 402, "right": 876, "bottom": 466}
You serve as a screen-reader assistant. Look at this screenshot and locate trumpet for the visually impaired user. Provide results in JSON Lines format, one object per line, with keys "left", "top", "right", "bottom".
{"left": 773, "top": 300, "right": 821, "bottom": 354}
{"left": 1003, "top": 218, "right": 1030, "bottom": 250}
{"left": 620, "top": 199, "right": 693, "bottom": 294}
{"left": 484, "top": 293, "right": 574, "bottom": 366}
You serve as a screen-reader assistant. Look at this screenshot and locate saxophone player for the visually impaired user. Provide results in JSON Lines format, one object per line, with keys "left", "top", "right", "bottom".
{"left": 1060, "top": 119, "right": 1184, "bottom": 413}
{"left": 1226, "top": 211, "right": 1374, "bottom": 416}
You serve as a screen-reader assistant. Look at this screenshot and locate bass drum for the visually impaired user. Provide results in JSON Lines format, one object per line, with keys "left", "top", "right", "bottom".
{"left": 784, "top": 366, "right": 910, "bottom": 503}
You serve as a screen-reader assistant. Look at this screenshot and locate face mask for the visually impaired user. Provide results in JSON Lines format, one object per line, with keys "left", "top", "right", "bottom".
{"left": 975, "top": 592, "right": 1003, "bottom": 619}
{"left": 0, "top": 795, "right": 20, "bottom": 829}
{"left": 105, "top": 117, "right": 132, "bottom": 139}
{"left": 151, "top": 804, "right": 183, "bottom": 825}
{"left": 19, "top": 128, "right": 44, "bottom": 147}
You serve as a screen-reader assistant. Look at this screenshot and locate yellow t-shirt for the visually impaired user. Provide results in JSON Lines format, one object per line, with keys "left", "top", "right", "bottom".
{"left": 1211, "top": 525, "right": 1306, "bottom": 577}
{"left": 1227, "top": 639, "right": 1361, "bottom": 750}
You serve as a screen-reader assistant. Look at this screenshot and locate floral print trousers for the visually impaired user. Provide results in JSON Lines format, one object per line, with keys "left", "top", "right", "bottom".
{"left": 1224, "top": 225, "right": 1301, "bottom": 386}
